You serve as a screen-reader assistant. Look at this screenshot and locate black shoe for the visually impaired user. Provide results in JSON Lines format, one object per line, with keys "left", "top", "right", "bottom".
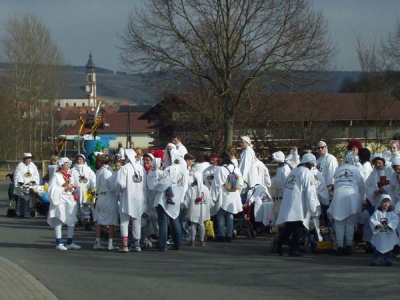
{"left": 344, "top": 246, "right": 353, "bottom": 255}
{"left": 19, "top": 215, "right": 25, "bottom": 218}
{"left": 216, "top": 236, "right": 225, "bottom": 242}
{"left": 336, "top": 247, "right": 344, "bottom": 256}
{"left": 385, "top": 261, "right": 393, "bottom": 266}
{"left": 288, "top": 251, "right": 302, "bottom": 257}
{"left": 225, "top": 237, "right": 232, "bottom": 243}
{"left": 276, "top": 245, "right": 283, "bottom": 256}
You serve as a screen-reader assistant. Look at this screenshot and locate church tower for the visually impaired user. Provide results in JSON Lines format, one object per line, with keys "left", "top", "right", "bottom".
{"left": 85, "top": 52, "right": 97, "bottom": 107}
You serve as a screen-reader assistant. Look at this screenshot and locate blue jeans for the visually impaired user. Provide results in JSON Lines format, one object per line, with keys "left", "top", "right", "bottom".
{"left": 372, "top": 250, "right": 392, "bottom": 264}
{"left": 217, "top": 208, "right": 233, "bottom": 238}
{"left": 179, "top": 206, "right": 190, "bottom": 240}
{"left": 18, "top": 197, "right": 26, "bottom": 216}
{"left": 156, "top": 205, "right": 182, "bottom": 250}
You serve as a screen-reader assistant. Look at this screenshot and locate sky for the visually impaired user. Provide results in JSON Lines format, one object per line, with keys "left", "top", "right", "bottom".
{"left": 0, "top": 0, "right": 399, "bottom": 72}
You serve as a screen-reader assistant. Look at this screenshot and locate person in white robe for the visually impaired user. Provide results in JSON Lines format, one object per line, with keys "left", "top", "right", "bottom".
{"left": 210, "top": 152, "right": 244, "bottom": 242}
{"left": 271, "top": 151, "right": 291, "bottom": 219}
{"left": 116, "top": 149, "right": 147, "bottom": 253}
{"left": 316, "top": 141, "right": 338, "bottom": 226}
{"left": 47, "top": 157, "right": 81, "bottom": 250}
{"left": 285, "top": 147, "right": 300, "bottom": 169}
{"left": 328, "top": 151, "right": 366, "bottom": 256}
{"left": 141, "top": 153, "right": 159, "bottom": 241}
{"left": 366, "top": 154, "right": 392, "bottom": 207}
{"left": 359, "top": 148, "right": 373, "bottom": 180}
{"left": 149, "top": 149, "right": 189, "bottom": 251}
{"left": 245, "top": 184, "right": 272, "bottom": 234}
{"left": 195, "top": 152, "right": 211, "bottom": 174}
{"left": 172, "top": 136, "right": 188, "bottom": 157}
{"left": 255, "top": 159, "right": 272, "bottom": 188}
{"left": 116, "top": 142, "right": 125, "bottom": 161}
{"left": 71, "top": 154, "right": 96, "bottom": 230}
{"left": 238, "top": 136, "right": 259, "bottom": 188}
{"left": 93, "top": 155, "right": 119, "bottom": 251}
{"left": 162, "top": 143, "right": 177, "bottom": 168}
{"left": 13, "top": 152, "right": 40, "bottom": 218}
{"left": 184, "top": 172, "right": 213, "bottom": 246}
{"left": 275, "top": 153, "right": 320, "bottom": 256}
{"left": 369, "top": 194, "right": 399, "bottom": 266}
{"left": 203, "top": 153, "right": 220, "bottom": 190}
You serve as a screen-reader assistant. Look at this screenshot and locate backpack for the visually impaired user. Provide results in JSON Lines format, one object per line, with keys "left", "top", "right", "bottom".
{"left": 224, "top": 166, "right": 241, "bottom": 192}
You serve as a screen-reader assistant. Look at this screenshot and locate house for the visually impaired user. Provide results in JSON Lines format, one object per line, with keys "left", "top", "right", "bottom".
{"left": 139, "top": 92, "right": 400, "bottom": 156}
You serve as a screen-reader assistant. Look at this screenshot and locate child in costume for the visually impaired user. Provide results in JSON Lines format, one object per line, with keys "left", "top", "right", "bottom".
{"left": 184, "top": 172, "right": 213, "bottom": 247}
{"left": 369, "top": 194, "right": 399, "bottom": 266}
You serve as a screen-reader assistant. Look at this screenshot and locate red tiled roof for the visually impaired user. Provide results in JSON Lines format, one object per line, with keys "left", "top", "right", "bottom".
{"left": 262, "top": 93, "right": 400, "bottom": 121}
{"left": 101, "top": 112, "right": 154, "bottom": 134}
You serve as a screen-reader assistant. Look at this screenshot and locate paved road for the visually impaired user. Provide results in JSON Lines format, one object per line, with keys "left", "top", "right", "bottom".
{"left": 0, "top": 180, "right": 399, "bottom": 300}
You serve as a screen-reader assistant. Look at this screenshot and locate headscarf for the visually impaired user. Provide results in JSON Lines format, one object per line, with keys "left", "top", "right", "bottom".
{"left": 162, "top": 143, "right": 177, "bottom": 166}
{"left": 125, "top": 148, "right": 137, "bottom": 164}
{"left": 344, "top": 150, "right": 359, "bottom": 166}
{"left": 300, "top": 153, "right": 316, "bottom": 166}
{"left": 272, "top": 151, "right": 285, "bottom": 163}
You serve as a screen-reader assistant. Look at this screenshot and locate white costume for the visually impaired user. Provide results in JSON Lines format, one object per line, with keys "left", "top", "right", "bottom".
{"left": 71, "top": 161, "right": 96, "bottom": 206}
{"left": 316, "top": 152, "right": 338, "bottom": 186}
{"left": 246, "top": 185, "right": 272, "bottom": 224}
{"left": 255, "top": 159, "right": 271, "bottom": 188}
{"left": 275, "top": 165, "right": 320, "bottom": 229}
{"left": 175, "top": 142, "right": 188, "bottom": 157}
{"left": 13, "top": 161, "right": 40, "bottom": 200}
{"left": 366, "top": 167, "right": 392, "bottom": 206}
{"left": 370, "top": 208, "right": 399, "bottom": 253}
{"left": 328, "top": 164, "right": 366, "bottom": 221}
{"left": 117, "top": 151, "right": 147, "bottom": 218}
{"left": 184, "top": 172, "right": 213, "bottom": 224}
{"left": 203, "top": 165, "right": 219, "bottom": 190}
{"left": 94, "top": 165, "right": 118, "bottom": 225}
{"left": 210, "top": 164, "right": 244, "bottom": 215}
{"left": 117, "top": 146, "right": 125, "bottom": 161}
{"left": 195, "top": 161, "right": 210, "bottom": 174}
{"left": 238, "top": 142, "right": 259, "bottom": 188}
{"left": 47, "top": 170, "right": 77, "bottom": 227}
{"left": 151, "top": 150, "right": 189, "bottom": 219}
{"left": 116, "top": 149, "right": 148, "bottom": 248}
{"left": 328, "top": 152, "right": 365, "bottom": 249}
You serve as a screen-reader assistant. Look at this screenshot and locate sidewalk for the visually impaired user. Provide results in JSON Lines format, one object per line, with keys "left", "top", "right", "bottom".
{"left": 0, "top": 256, "right": 57, "bottom": 300}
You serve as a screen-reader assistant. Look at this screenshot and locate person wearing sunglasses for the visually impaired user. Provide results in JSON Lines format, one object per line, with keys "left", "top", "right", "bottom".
{"left": 316, "top": 141, "right": 338, "bottom": 226}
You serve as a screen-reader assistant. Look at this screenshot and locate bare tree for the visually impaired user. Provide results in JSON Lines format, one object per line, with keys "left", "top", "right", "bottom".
{"left": 120, "top": 0, "right": 335, "bottom": 147}
{"left": 1, "top": 14, "right": 64, "bottom": 159}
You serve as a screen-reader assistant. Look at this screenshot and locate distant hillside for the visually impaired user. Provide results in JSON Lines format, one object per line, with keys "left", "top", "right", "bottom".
{"left": 0, "top": 63, "right": 362, "bottom": 102}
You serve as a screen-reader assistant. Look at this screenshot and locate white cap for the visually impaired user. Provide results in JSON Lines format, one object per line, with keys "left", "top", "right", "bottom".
{"left": 392, "top": 156, "right": 400, "bottom": 167}
{"left": 58, "top": 157, "right": 72, "bottom": 167}
{"left": 272, "top": 151, "right": 285, "bottom": 163}
{"left": 23, "top": 153, "right": 33, "bottom": 159}
{"left": 300, "top": 153, "right": 317, "bottom": 166}
{"left": 241, "top": 136, "right": 252, "bottom": 146}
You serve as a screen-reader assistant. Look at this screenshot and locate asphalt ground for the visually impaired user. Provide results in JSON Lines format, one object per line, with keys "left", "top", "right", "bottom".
{"left": 0, "top": 180, "right": 399, "bottom": 300}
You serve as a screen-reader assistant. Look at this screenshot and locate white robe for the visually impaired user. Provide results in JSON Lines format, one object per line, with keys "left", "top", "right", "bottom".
{"left": 116, "top": 161, "right": 147, "bottom": 219}
{"left": 366, "top": 167, "right": 392, "bottom": 206}
{"left": 247, "top": 185, "right": 271, "bottom": 223}
{"left": 202, "top": 165, "right": 219, "bottom": 190}
{"left": 184, "top": 182, "right": 213, "bottom": 224}
{"left": 151, "top": 158, "right": 189, "bottom": 219}
{"left": 210, "top": 164, "right": 243, "bottom": 215}
{"left": 255, "top": 160, "right": 271, "bottom": 188}
{"left": 370, "top": 209, "right": 399, "bottom": 253}
{"left": 239, "top": 146, "right": 259, "bottom": 188}
{"left": 328, "top": 164, "right": 365, "bottom": 221}
{"left": 71, "top": 163, "right": 96, "bottom": 205}
{"left": 13, "top": 162, "right": 40, "bottom": 200}
{"left": 271, "top": 164, "right": 291, "bottom": 198}
{"left": 94, "top": 166, "right": 118, "bottom": 225}
{"left": 47, "top": 172, "right": 78, "bottom": 227}
{"left": 275, "top": 166, "right": 320, "bottom": 229}
{"left": 316, "top": 153, "right": 338, "bottom": 185}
